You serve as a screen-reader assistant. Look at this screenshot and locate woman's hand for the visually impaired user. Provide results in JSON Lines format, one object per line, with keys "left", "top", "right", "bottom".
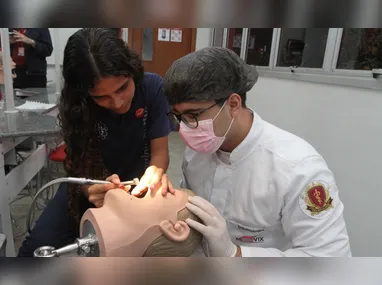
{"left": 159, "top": 173, "right": 175, "bottom": 196}
{"left": 131, "top": 165, "right": 175, "bottom": 197}
{"left": 83, "top": 174, "right": 129, "bottom": 208}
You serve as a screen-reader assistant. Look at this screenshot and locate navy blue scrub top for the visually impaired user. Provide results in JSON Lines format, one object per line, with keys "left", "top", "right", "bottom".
{"left": 95, "top": 72, "right": 171, "bottom": 181}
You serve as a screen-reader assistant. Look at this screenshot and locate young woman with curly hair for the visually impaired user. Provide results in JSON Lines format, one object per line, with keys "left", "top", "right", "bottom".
{"left": 18, "top": 28, "right": 174, "bottom": 257}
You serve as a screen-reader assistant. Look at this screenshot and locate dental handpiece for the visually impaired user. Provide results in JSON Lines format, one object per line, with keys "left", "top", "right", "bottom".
{"left": 66, "top": 177, "right": 139, "bottom": 186}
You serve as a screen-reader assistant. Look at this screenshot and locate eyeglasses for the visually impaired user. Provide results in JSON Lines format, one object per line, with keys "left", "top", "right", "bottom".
{"left": 167, "top": 102, "right": 220, "bottom": 129}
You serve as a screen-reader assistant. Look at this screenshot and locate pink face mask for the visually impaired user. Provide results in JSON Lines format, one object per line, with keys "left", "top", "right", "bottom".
{"left": 179, "top": 102, "right": 234, "bottom": 154}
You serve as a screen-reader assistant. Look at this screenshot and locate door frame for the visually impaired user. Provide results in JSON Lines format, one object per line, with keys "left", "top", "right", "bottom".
{"left": 127, "top": 28, "right": 197, "bottom": 57}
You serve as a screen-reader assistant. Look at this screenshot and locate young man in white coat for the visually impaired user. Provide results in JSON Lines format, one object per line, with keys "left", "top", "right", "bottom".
{"left": 163, "top": 47, "right": 351, "bottom": 257}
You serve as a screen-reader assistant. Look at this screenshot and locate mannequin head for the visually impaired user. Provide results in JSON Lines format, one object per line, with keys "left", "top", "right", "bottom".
{"left": 0, "top": 51, "right": 16, "bottom": 84}
{"left": 80, "top": 188, "right": 203, "bottom": 257}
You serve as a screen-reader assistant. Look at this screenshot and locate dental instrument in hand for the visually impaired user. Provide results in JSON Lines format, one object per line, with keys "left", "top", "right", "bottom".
{"left": 66, "top": 177, "right": 140, "bottom": 186}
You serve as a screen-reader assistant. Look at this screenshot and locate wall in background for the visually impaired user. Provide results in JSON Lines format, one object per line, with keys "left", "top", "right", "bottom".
{"left": 195, "top": 28, "right": 212, "bottom": 50}
{"left": 248, "top": 77, "right": 382, "bottom": 257}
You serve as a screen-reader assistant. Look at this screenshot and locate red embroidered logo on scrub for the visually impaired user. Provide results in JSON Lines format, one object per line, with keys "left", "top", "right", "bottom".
{"left": 135, "top": 108, "right": 144, "bottom": 118}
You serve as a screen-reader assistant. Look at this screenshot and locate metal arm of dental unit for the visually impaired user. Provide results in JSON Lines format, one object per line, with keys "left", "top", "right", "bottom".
{"left": 34, "top": 234, "right": 99, "bottom": 257}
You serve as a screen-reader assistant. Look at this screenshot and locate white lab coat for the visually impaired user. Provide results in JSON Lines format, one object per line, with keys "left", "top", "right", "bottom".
{"left": 180, "top": 110, "right": 351, "bottom": 257}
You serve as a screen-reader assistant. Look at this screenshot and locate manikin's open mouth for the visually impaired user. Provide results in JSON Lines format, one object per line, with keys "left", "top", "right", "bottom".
{"left": 127, "top": 185, "right": 148, "bottom": 199}
{"left": 135, "top": 191, "right": 147, "bottom": 199}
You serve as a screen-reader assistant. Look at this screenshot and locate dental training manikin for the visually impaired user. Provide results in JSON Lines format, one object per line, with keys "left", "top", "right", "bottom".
{"left": 34, "top": 187, "right": 203, "bottom": 257}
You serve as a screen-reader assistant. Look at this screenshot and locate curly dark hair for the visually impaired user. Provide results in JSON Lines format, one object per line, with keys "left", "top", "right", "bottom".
{"left": 58, "top": 28, "right": 144, "bottom": 224}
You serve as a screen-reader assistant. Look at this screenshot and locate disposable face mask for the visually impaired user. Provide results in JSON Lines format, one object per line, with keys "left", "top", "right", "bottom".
{"left": 179, "top": 101, "right": 234, "bottom": 154}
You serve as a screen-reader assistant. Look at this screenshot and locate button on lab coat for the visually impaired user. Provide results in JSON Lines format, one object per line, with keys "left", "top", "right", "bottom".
{"left": 181, "top": 110, "right": 351, "bottom": 257}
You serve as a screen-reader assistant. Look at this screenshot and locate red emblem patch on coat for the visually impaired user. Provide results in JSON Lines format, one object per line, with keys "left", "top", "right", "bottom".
{"left": 304, "top": 182, "right": 334, "bottom": 216}
{"left": 307, "top": 185, "right": 327, "bottom": 208}
{"left": 135, "top": 108, "right": 144, "bottom": 118}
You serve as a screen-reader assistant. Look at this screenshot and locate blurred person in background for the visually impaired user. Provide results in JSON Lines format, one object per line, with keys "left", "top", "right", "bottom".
{"left": 9, "top": 28, "right": 52, "bottom": 88}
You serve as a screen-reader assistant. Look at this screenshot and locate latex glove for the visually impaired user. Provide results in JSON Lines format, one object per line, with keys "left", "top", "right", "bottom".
{"left": 185, "top": 196, "right": 237, "bottom": 257}
{"left": 131, "top": 166, "right": 175, "bottom": 197}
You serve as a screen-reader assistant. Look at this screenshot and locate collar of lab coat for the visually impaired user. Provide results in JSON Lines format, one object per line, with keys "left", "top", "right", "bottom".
{"left": 224, "top": 108, "right": 264, "bottom": 165}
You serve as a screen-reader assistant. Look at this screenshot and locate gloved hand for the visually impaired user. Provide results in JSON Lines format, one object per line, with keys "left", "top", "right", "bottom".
{"left": 185, "top": 196, "right": 237, "bottom": 257}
